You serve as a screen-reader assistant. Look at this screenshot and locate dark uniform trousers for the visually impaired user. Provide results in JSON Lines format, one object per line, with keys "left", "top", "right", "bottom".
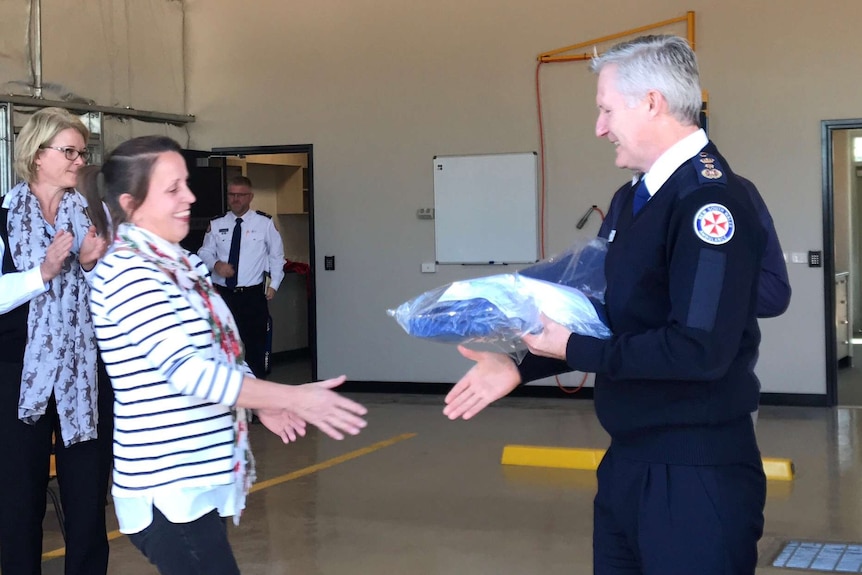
{"left": 0, "top": 360, "right": 114, "bottom": 575}
{"left": 593, "top": 447, "right": 766, "bottom": 575}
{"left": 217, "top": 284, "right": 268, "bottom": 378}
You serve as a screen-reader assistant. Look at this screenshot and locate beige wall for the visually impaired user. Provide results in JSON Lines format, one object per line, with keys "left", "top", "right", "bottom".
{"left": 3, "top": 1, "right": 860, "bottom": 394}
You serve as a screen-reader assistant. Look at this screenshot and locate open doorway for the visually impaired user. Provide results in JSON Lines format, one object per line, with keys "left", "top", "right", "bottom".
{"left": 824, "top": 120, "right": 862, "bottom": 406}
{"left": 183, "top": 144, "right": 317, "bottom": 384}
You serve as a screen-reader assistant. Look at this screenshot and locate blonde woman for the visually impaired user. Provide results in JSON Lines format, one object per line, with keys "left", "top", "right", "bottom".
{"left": 0, "top": 107, "right": 111, "bottom": 575}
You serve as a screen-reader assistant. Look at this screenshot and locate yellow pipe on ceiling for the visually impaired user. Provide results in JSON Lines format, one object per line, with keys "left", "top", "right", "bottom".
{"left": 537, "top": 11, "right": 696, "bottom": 63}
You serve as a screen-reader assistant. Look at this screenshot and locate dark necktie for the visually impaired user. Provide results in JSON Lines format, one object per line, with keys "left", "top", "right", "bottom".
{"left": 632, "top": 179, "right": 650, "bottom": 215}
{"left": 226, "top": 217, "right": 243, "bottom": 289}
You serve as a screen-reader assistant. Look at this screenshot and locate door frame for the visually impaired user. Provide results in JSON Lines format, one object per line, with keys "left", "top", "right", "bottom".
{"left": 822, "top": 118, "right": 862, "bottom": 406}
{"left": 212, "top": 143, "right": 318, "bottom": 381}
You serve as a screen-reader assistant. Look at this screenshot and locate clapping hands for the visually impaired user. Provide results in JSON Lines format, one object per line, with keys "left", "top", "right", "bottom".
{"left": 79, "top": 225, "right": 108, "bottom": 270}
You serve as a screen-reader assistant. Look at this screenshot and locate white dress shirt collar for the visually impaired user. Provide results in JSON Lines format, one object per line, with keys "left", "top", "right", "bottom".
{"left": 229, "top": 210, "right": 252, "bottom": 222}
{"left": 640, "top": 128, "right": 708, "bottom": 196}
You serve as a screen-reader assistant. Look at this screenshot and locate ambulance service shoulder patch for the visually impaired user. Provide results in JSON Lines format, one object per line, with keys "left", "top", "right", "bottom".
{"left": 693, "top": 203, "right": 734, "bottom": 245}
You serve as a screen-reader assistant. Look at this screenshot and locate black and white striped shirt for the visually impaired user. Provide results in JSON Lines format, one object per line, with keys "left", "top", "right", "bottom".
{"left": 90, "top": 249, "right": 246, "bottom": 497}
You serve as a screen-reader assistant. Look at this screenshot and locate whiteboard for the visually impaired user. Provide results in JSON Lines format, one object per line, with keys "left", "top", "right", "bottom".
{"left": 433, "top": 152, "right": 539, "bottom": 264}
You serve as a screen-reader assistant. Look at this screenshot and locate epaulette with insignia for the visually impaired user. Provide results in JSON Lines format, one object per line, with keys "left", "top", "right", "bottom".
{"left": 255, "top": 210, "right": 273, "bottom": 219}
{"left": 206, "top": 215, "right": 221, "bottom": 233}
{"left": 692, "top": 151, "right": 727, "bottom": 185}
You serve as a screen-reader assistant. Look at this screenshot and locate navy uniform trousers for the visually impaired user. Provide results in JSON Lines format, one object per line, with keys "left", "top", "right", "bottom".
{"left": 593, "top": 447, "right": 766, "bottom": 575}
{"left": 217, "top": 284, "right": 268, "bottom": 378}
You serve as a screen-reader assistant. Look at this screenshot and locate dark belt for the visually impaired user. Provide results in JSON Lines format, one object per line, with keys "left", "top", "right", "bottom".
{"left": 217, "top": 283, "right": 263, "bottom": 294}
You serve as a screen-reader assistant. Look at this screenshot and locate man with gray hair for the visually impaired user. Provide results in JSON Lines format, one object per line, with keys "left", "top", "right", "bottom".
{"left": 444, "top": 35, "right": 767, "bottom": 573}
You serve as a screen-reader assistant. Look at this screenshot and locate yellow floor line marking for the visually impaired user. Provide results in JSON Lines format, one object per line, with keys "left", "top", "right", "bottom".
{"left": 501, "top": 445, "right": 795, "bottom": 481}
{"left": 250, "top": 432, "right": 416, "bottom": 493}
{"left": 42, "top": 432, "right": 417, "bottom": 561}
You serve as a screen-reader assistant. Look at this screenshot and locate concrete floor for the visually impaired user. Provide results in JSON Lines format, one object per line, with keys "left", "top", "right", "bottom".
{"left": 34, "top": 360, "right": 862, "bottom": 574}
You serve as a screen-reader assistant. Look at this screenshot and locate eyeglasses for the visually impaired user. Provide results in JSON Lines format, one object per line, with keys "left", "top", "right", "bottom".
{"left": 40, "top": 146, "right": 90, "bottom": 162}
{"left": 227, "top": 192, "right": 252, "bottom": 198}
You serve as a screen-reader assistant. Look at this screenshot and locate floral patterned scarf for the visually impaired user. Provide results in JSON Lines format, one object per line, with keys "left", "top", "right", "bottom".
{"left": 115, "top": 222, "right": 256, "bottom": 524}
{"left": 5, "top": 182, "right": 99, "bottom": 446}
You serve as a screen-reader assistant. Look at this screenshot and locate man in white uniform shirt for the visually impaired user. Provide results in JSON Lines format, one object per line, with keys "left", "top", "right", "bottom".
{"left": 199, "top": 176, "right": 285, "bottom": 377}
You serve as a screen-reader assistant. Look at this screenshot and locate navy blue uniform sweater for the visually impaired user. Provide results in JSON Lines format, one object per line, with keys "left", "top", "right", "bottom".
{"left": 519, "top": 143, "right": 766, "bottom": 465}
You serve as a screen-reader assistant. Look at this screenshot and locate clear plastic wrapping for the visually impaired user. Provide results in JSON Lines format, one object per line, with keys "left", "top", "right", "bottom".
{"left": 388, "top": 238, "right": 611, "bottom": 360}
{"left": 519, "top": 237, "right": 608, "bottom": 303}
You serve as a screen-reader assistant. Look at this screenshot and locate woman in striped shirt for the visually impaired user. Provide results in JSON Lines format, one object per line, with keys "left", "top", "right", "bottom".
{"left": 84, "top": 135, "right": 367, "bottom": 575}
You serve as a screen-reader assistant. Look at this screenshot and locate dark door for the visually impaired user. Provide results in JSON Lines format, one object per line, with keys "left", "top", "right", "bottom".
{"left": 181, "top": 150, "right": 227, "bottom": 253}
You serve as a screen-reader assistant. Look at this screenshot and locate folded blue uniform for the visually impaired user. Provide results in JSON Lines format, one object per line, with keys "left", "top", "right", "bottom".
{"left": 401, "top": 297, "right": 532, "bottom": 343}
{"left": 389, "top": 239, "right": 611, "bottom": 357}
{"left": 519, "top": 238, "right": 607, "bottom": 302}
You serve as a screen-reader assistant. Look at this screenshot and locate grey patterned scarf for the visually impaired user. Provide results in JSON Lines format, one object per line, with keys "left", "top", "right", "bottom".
{"left": 6, "top": 182, "right": 99, "bottom": 446}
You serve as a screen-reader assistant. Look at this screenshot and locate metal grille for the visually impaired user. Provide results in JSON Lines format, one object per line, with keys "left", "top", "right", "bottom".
{"left": 773, "top": 541, "right": 862, "bottom": 572}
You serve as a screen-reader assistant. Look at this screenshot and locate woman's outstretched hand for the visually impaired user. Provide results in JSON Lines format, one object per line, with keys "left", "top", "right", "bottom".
{"left": 286, "top": 375, "right": 368, "bottom": 440}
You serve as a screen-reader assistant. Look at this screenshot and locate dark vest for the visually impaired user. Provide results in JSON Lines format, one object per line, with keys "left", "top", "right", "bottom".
{"left": 0, "top": 207, "right": 30, "bottom": 362}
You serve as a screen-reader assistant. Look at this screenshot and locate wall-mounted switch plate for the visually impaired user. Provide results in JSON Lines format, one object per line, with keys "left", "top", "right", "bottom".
{"left": 790, "top": 252, "right": 806, "bottom": 264}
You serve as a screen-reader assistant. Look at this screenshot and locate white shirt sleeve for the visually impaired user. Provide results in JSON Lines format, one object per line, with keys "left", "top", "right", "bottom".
{"left": 0, "top": 237, "right": 48, "bottom": 314}
{"left": 197, "top": 219, "right": 220, "bottom": 271}
{"left": 266, "top": 219, "right": 285, "bottom": 291}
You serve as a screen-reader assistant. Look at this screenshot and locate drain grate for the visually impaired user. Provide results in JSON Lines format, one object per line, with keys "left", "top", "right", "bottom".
{"left": 773, "top": 541, "right": 862, "bottom": 572}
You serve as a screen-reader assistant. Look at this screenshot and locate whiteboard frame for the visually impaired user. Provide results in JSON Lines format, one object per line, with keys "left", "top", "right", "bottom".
{"left": 433, "top": 152, "right": 539, "bottom": 265}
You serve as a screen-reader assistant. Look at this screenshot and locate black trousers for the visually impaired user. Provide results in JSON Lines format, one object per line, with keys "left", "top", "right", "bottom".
{"left": 593, "top": 446, "right": 766, "bottom": 575}
{"left": 128, "top": 507, "right": 240, "bottom": 575}
{"left": 0, "top": 360, "right": 114, "bottom": 575}
{"left": 217, "top": 285, "right": 268, "bottom": 378}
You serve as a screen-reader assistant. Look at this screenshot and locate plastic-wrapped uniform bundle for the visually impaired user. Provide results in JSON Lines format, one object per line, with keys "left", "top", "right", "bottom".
{"left": 388, "top": 238, "right": 611, "bottom": 359}
{"left": 519, "top": 237, "right": 607, "bottom": 302}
